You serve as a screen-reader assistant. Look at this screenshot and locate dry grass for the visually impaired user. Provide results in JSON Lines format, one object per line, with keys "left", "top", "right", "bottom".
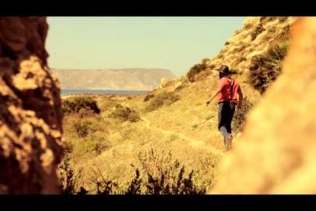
{"left": 58, "top": 61, "right": 262, "bottom": 195}
{"left": 58, "top": 73, "right": 232, "bottom": 194}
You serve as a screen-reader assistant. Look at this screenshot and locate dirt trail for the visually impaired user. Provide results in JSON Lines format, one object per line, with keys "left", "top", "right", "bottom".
{"left": 141, "top": 116, "right": 224, "bottom": 156}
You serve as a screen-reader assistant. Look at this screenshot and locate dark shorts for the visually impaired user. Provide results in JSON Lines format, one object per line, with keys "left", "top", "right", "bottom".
{"left": 218, "top": 101, "right": 236, "bottom": 133}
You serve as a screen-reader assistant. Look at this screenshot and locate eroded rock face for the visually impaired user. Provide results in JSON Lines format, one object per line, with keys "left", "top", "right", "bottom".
{"left": 0, "top": 17, "right": 64, "bottom": 194}
{"left": 210, "top": 17, "right": 316, "bottom": 194}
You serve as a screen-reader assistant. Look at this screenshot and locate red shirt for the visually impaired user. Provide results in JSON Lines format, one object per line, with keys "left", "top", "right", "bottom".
{"left": 218, "top": 77, "right": 240, "bottom": 103}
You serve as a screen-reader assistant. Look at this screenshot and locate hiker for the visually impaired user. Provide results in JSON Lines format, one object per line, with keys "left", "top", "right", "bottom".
{"left": 205, "top": 65, "right": 243, "bottom": 151}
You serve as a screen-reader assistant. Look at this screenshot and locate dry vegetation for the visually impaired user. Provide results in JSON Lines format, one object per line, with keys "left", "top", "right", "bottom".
{"left": 248, "top": 36, "right": 290, "bottom": 94}
{"left": 58, "top": 16, "right": 295, "bottom": 194}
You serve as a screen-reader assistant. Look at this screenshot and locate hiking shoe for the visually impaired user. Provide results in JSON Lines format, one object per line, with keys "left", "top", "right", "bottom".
{"left": 226, "top": 135, "right": 233, "bottom": 151}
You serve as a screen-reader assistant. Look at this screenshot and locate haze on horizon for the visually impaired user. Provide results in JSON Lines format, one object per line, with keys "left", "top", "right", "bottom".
{"left": 46, "top": 17, "right": 246, "bottom": 77}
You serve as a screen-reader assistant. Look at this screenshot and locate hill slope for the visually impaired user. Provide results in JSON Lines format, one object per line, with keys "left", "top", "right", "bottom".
{"left": 206, "top": 17, "right": 296, "bottom": 74}
{"left": 51, "top": 68, "right": 176, "bottom": 90}
{"left": 59, "top": 17, "right": 298, "bottom": 194}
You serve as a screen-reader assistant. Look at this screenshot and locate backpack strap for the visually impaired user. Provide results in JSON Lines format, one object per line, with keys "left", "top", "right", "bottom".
{"left": 226, "top": 78, "right": 235, "bottom": 101}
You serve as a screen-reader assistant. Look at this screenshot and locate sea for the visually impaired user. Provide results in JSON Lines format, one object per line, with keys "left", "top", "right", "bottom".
{"left": 61, "top": 89, "right": 151, "bottom": 97}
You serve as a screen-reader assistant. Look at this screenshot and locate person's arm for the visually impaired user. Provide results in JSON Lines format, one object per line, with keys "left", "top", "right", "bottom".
{"left": 237, "top": 86, "right": 243, "bottom": 109}
{"left": 206, "top": 88, "right": 221, "bottom": 106}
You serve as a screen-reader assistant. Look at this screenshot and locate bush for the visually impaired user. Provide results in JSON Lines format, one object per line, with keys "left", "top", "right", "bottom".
{"left": 232, "top": 97, "right": 254, "bottom": 133}
{"left": 135, "top": 149, "right": 206, "bottom": 194}
{"left": 68, "top": 133, "right": 111, "bottom": 159}
{"left": 59, "top": 149, "right": 206, "bottom": 195}
{"left": 275, "top": 24, "right": 290, "bottom": 41}
{"left": 248, "top": 38, "right": 290, "bottom": 94}
{"left": 278, "top": 16, "right": 288, "bottom": 23}
{"left": 58, "top": 152, "right": 76, "bottom": 194}
{"left": 268, "top": 26, "right": 276, "bottom": 33}
{"left": 201, "top": 58, "right": 210, "bottom": 65}
{"left": 187, "top": 63, "right": 207, "bottom": 82}
{"left": 194, "top": 70, "right": 212, "bottom": 82}
{"left": 73, "top": 120, "right": 94, "bottom": 138}
{"left": 209, "top": 64, "right": 216, "bottom": 70}
{"left": 145, "top": 91, "right": 180, "bottom": 112}
{"left": 109, "top": 104, "right": 140, "bottom": 122}
{"left": 143, "top": 93, "right": 154, "bottom": 102}
{"left": 62, "top": 96, "right": 100, "bottom": 115}
{"left": 251, "top": 23, "right": 265, "bottom": 41}
{"left": 260, "top": 17, "right": 277, "bottom": 25}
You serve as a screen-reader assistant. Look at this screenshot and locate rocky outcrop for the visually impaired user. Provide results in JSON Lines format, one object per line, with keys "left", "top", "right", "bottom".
{"left": 0, "top": 17, "right": 64, "bottom": 194}
{"left": 210, "top": 17, "right": 316, "bottom": 194}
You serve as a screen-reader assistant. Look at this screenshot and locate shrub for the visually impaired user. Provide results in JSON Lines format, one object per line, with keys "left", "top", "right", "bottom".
{"left": 73, "top": 120, "right": 94, "bottom": 138}
{"left": 209, "top": 64, "right": 216, "bottom": 70}
{"left": 60, "top": 149, "right": 206, "bottom": 195}
{"left": 88, "top": 136, "right": 111, "bottom": 155}
{"left": 143, "top": 93, "right": 154, "bottom": 102}
{"left": 109, "top": 104, "right": 140, "bottom": 122}
{"left": 232, "top": 97, "right": 254, "bottom": 133}
{"left": 187, "top": 63, "right": 207, "bottom": 83}
{"left": 229, "top": 68, "right": 239, "bottom": 76}
{"left": 62, "top": 96, "right": 100, "bottom": 115}
{"left": 278, "top": 16, "right": 288, "bottom": 23}
{"left": 260, "top": 17, "right": 277, "bottom": 25}
{"left": 251, "top": 23, "right": 265, "bottom": 41}
{"left": 136, "top": 149, "right": 205, "bottom": 194}
{"left": 217, "top": 54, "right": 224, "bottom": 60}
{"left": 232, "top": 56, "right": 247, "bottom": 67}
{"left": 275, "top": 24, "right": 290, "bottom": 41}
{"left": 248, "top": 38, "right": 290, "bottom": 94}
{"left": 201, "top": 58, "right": 210, "bottom": 65}
{"left": 145, "top": 91, "right": 180, "bottom": 112}
{"left": 244, "top": 23, "right": 252, "bottom": 30}
{"left": 268, "top": 26, "right": 276, "bottom": 33}
{"left": 68, "top": 134, "right": 111, "bottom": 160}
{"left": 194, "top": 70, "right": 212, "bottom": 82}
{"left": 58, "top": 152, "right": 76, "bottom": 195}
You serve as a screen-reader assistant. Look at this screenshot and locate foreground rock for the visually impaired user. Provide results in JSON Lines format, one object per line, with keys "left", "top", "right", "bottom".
{"left": 0, "top": 17, "right": 64, "bottom": 194}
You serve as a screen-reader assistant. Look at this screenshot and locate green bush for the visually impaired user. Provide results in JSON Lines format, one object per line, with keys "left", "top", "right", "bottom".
{"left": 248, "top": 38, "right": 290, "bottom": 94}
{"left": 62, "top": 96, "right": 100, "bottom": 115}
{"left": 187, "top": 63, "right": 207, "bottom": 82}
{"left": 145, "top": 91, "right": 180, "bottom": 112}
{"left": 109, "top": 104, "right": 140, "bottom": 122}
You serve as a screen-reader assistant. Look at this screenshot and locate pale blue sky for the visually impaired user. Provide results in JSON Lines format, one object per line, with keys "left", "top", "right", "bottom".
{"left": 46, "top": 17, "right": 246, "bottom": 76}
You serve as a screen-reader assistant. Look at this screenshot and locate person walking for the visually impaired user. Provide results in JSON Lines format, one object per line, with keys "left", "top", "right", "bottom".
{"left": 205, "top": 65, "right": 243, "bottom": 151}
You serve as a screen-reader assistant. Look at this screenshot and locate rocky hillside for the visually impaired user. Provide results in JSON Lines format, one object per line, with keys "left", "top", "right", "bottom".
{"left": 205, "top": 17, "right": 296, "bottom": 75}
{"left": 51, "top": 68, "right": 176, "bottom": 90}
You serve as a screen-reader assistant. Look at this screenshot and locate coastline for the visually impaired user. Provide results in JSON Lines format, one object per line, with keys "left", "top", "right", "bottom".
{"left": 60, "top": 89, "right": 151, "bottom": 100}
